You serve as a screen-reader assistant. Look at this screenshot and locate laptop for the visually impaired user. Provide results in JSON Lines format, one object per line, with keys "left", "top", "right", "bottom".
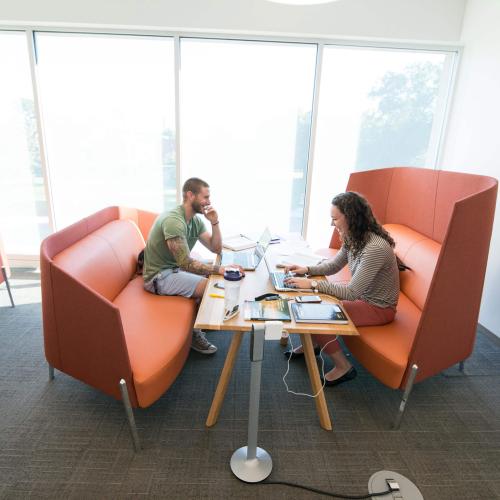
{"left": 220, "top": 228, "right": 272, "bottom": 270}
{"left": 264, "top": 255, "right": 312, "bottom": 292}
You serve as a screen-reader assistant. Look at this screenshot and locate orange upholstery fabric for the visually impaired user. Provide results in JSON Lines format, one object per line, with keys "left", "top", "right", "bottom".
{"left": 388, "top": 225, "right": 440, "bottom": 311}
{"left": 320, "top": 167, "right": 497, "bottom": 390}
{"left": 345, "top": 294, "right": 421, "bottom": 389}
{"left": 114, "top": 277, "right": 196, "bottom": 407}
{"left": 41, "top": 206, "right": 197, "bottom": 408}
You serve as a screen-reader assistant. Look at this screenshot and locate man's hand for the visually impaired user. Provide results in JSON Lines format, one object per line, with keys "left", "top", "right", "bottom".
{"left": 219, "top": 265, "right": 245, "bottom": 277}
{"left": 203, "top": 204, "right": 219, "bottom": 225}
{"left": 284, "top": 264, "right": 308, "bottom": 275}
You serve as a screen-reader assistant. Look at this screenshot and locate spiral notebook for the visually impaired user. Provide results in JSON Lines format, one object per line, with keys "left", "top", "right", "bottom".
{"left": 291, "top": 302, "right": 349, "bottom": 324}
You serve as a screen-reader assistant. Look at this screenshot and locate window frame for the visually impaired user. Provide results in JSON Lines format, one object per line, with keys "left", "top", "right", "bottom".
{"left": 0, "top": 23, "right": 461, "bottom": 260}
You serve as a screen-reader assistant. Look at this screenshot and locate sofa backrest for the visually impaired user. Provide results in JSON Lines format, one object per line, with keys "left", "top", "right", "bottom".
{"left": 383, "top": 224, "right": 440, "bottom": 311}
{"left": 52, "top": 219, "right": 145, "bottom": 302}
{"left": 333, "top": 167, "right": 496, "bottom": 244}
{"left": 41, "top": 206, "right": 157, "bottom": 370}
{"left": 331, "top": 167, "right": 498, "bottom": 383}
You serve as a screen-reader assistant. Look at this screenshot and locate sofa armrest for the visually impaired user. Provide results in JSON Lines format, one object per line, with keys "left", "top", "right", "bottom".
{"left": 407, "top": 187, "right": 497, "bottom": 385}
{"left": 46, "top": 264, "right": 137, "bottom": 405}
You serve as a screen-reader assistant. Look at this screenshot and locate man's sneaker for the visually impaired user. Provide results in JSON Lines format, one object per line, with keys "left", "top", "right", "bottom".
{"left": 191, "top": 329, "right": 217, "bottom": 355}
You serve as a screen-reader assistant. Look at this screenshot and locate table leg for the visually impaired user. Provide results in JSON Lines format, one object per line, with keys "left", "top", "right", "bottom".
{"left": 206, "top": 331, "right": 244, "bottom": 427}
{"left": 300, "top": 333, "right": 332, "bottom": 431}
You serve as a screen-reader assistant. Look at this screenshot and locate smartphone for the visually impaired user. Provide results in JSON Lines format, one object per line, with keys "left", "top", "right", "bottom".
{"left": 214, "top": 282, "right": 225, "bottom": 290}
{"left": 295, "top": 295, "right": 322, "bottom": 303}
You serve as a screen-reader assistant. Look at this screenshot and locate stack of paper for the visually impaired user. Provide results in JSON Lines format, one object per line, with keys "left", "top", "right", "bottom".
{"left": 222, "top": 235, "right": 256, "bottom": 251}
{"left": 276, "top": 252, "right": 326, "bottom": 268}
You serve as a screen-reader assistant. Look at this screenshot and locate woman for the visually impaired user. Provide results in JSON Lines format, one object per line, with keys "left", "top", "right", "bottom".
{"left": 284, "top": 191, "right": 399, "bottom": 387}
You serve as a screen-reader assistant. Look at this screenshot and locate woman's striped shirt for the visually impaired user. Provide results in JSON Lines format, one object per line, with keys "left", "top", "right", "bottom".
{"left": 308, "top": 232, "right": 399, "bottom": 309}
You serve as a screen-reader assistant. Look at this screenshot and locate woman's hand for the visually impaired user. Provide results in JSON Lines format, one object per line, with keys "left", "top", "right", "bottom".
{"left": 284, "top": 264, "right": 308, "bottom": 275}
{"left": 284, "top": 276, "right": 313, "bottom": 289}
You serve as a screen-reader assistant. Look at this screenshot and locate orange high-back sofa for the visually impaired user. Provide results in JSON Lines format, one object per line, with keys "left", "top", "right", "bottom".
{"left": 41, "top": 206, "right": 197, "bottom": 449}
{"left": 318, "top": 167, "right": 497, "bottom": 426}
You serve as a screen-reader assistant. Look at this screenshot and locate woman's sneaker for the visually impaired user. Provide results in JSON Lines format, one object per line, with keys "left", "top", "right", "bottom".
{"left": 191, "top": 329, "right": 217, "bottom": 354}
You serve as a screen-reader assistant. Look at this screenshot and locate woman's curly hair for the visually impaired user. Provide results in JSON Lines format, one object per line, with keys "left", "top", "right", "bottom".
{"left": 332, "top": 191, "right": 395, "bottom": 257}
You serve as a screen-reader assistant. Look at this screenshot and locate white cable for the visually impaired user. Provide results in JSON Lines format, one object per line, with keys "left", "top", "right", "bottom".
{"left": 282, "top": 331, "right": 339, "bottom": 398}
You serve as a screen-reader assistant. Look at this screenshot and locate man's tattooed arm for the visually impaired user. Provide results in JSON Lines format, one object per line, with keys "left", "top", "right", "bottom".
{"left": 167, "top": 236, "right": 221, "bottom": 276}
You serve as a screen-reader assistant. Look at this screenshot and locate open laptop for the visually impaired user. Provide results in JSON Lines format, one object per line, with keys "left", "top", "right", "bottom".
{"left": 264, "top": 255, "right": 312, "bottom": 292}
{"left": 220, "top": 228, "right": 272, "bottom": 270}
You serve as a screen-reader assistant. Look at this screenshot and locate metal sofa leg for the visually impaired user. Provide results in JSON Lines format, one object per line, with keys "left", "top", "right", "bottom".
{"left": 459, "top": 360, "right": 465, "bottom": 372}
{"left": 393, "top": 364, "right": 418, "bottom": 430}
{"left": 119, "top": 379, "right": 141, "bottom": 452}
{"left": 2, "top": 268, "right": 15, "bottom": 307}
{"left": 49, "top": 364, "right": 55, "bottom": 381}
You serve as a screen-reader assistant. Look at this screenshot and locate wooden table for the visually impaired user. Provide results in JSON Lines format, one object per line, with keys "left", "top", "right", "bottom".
{"left": 194, "top": 250, "right": 359, "bottom": 431}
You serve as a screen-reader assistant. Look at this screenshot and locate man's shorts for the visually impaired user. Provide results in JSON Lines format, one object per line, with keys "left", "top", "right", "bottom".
{"left": 144, "top": 268, "right": 205, "bottom": 298}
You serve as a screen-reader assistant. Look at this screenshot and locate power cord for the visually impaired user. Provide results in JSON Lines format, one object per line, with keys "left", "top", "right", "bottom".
{"left": 278, "top": 337, "right": 399, "bottom": 497}
{"left": 260, "top": 477, "right": 400, "bottom": 499}
{"left": 282, "top": 332, "right": 338, "bottom": 398}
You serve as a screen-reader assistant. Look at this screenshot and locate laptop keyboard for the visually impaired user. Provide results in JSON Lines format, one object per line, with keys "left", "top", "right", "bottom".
{"left": 271, "top": 271, "right": 296, "bottom": 290}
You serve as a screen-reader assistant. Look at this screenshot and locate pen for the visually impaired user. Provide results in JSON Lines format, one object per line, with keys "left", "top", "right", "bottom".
{"left": 209, "top": 293, "right": 225, "bottom": 298}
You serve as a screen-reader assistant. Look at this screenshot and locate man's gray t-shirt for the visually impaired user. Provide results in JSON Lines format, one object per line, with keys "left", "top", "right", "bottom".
{"left": 143, "top": 205, "right": 206, "bottom": 282}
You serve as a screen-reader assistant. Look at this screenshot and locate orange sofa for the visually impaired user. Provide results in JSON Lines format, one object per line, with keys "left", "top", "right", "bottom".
{"left": 41, "top": 206, "right": 198, "bottom": 449}
{"left": 317, "top": 167, "right": 497, "bottom": 427}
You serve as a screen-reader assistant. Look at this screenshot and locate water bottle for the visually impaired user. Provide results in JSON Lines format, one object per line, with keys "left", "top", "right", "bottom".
{"left": 223, "top": 269, "right": 243, "bottom": 320}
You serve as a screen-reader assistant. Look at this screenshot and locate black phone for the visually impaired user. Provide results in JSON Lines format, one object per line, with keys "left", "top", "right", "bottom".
{"left": 295, "top": 295, "right": 322, "bottom": 303}
{"left": 214, "top": 282, "right": 225, "bottom": 290}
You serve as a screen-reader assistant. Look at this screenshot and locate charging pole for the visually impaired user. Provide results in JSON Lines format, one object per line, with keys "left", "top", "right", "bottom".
{"left": 230, "top": 323, "right": 272, "bottom": 482}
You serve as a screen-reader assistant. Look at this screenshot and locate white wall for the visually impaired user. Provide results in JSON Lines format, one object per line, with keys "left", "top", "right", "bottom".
{"left": 0, "top": 0, "right": 465, "bottom": 42}
{"left": 440, "top": 0, "right": 500, "bottom": 336}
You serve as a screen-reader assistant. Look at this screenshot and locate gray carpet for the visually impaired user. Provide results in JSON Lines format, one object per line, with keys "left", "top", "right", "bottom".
{"left": 1, "top": 269, "right": 499, "bottom": 499}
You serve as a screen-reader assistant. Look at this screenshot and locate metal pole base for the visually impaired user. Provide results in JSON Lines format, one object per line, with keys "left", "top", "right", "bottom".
{"left": 119, "top": 379, "right": 141, "bottom": 452}
{"left": 230, "top": 446, "right": 272, "bottom": 483}
{"left": 368, "top": 470, "right": 423, "bottom": 499}
{"left": 393, "top": 364, "right": 418, "bottom": 430}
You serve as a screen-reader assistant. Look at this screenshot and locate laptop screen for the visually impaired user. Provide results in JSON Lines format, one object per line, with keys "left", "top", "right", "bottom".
{"left": 263, "top": 254, "right": 272, "bottom": 274}
{"left": 255, "top": 228, "right": 272, "bottom": 260}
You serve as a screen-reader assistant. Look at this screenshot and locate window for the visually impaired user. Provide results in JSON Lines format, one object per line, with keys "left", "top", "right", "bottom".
{"left": 36, "top": 33, "right": 177, "bottom": 229}
{"left": 1, "top": 29, "right": 457, "bottom": 259}
{"left": 307, "top": 46, "right": 452, "bottom": 247}
{"left": 180, "top": 39, "right": 317, "bottom": 236}
{"left": 0, "top": 32, "right": 49, "bottom": 256}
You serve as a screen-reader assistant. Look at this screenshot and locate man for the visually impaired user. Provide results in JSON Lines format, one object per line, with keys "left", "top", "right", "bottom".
{"left": 143, "top": 177, "right": 243, "bottom": 354}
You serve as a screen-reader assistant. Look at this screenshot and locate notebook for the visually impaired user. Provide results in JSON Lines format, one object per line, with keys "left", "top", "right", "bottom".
{"left": 291, "top": 302, "right": 349, "bottom": 324}
{"left": 222, "top": 234, "right": 256, "bottom": 251}
{"left": 276, "top": 252, "right": 325, "bottom": 268}
{"left": 243, "top": 298, "right": 292, "bottom": 321}
{"left": 220, "top": 228, "right": 272, "bottom": 270}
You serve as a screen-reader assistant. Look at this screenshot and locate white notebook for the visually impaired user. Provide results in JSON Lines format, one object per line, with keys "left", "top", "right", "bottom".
{"left": 222, "top": 235, "right": 256, "bottom": 251}
{"left": 276, "top": 252, "right": 325, "bottom": 268}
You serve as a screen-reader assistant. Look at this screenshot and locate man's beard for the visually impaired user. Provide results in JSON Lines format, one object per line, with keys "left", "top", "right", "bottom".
{"left": 191, "top": 200, "right": 204, "bottom": 214}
